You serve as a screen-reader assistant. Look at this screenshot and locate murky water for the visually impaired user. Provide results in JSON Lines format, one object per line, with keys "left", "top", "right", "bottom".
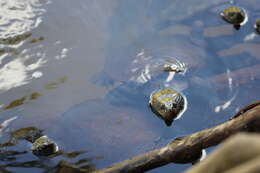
{"left": 0, "top": 0, "right": 260, "bottom": 172}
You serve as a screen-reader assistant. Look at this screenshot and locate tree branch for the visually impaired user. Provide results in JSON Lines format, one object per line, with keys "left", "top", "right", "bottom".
{"left": 184, "top": 133, "right": 260, "bottom": 173}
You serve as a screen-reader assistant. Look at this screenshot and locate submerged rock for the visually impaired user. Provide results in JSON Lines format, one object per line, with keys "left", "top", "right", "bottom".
{"left": 149, "top": 88, "right": 187, "bottom": 126}
{"left": 254, "top": 19, "right": 260, "bottom": 34}
{"left": 31, "top": 136, "right": 59, "bottom": 156}
{"left": 220, "top": 6, "right": 247, "bottom": 30}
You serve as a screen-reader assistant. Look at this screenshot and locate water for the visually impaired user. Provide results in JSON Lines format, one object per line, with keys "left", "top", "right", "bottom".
{"left": 0, "top": 0, "right": 260, "bottom": 172}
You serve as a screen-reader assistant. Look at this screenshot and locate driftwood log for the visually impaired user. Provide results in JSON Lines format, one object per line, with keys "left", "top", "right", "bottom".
{"left": 94, "top": 101, "right": 260, "bottom": 173}
{"left": 185, "top": 133, "right": 260, "bottom": 173}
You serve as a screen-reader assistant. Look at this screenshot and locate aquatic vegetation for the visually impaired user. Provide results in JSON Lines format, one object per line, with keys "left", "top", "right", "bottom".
{"left": 3, "top": 96, "right": 27, "bottom": 110}
{"left": 149, "top": 88, "right": 186, "bottom": 126}
{"left": 3, "top": 92, "right": 42, "bottom": 110}
{"left": 44, "top": 76, "right": 68, "bottom": 89}
{"left": 30, "top": 92, "right": 42, "bottom": 100}
{"left": 3, "top": 77, "right": 67, "bottom": 110}
{"left": 220, "top": 6, "right": 247, "bottom": 30}
{"left": 10, "top": 126, "right": 43, "bottom": 143}
{"left": 29, "top": 36, "right": 44, "bottom": 44}
{"left": 0, "top": 33, "right": 32, "bottom": 45}
{"left": 44, "top": 82, "right": 59, "bottom": 89}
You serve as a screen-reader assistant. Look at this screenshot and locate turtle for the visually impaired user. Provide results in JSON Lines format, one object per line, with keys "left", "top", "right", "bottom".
{"left": 220, "top": 6, "right": 248, "bottom": 30}
{"left": 9, "top": 127, "right": 58, "bottom": 156}
{"left": 149, "top": 88, "right": 187, "bottom": 126}
{"left": 254, "top": 18, "right": 260, "bottom": 34}
{"left": 31, "top": 136, "right": 59, "bottom": 156}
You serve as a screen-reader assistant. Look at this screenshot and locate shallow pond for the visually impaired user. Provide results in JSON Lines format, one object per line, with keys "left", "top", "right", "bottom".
{"left": 0, "top": 0, "right": 260, "bottom": 172}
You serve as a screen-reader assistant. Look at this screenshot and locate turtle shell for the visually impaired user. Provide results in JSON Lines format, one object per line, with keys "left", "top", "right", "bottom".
{"left": 220, "top": 6, "right": 246, "bottom": 28}
{"left": 149, "top": 88, "right": 187, "bottom": 126}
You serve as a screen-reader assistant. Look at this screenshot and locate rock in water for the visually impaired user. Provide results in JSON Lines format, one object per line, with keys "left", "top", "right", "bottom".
{"left": 220, "top": 6, "right": 247, "bottom": 30}
{"left": 31, "top": 136, "right": 58, "bottom": 156}
{"left": 149, "top": 88, "right": 187, "bottom": 126}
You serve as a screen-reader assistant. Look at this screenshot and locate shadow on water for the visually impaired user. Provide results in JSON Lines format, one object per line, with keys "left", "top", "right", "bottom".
{"left": 0, "top": 0, "right": 260, "bottom": 172}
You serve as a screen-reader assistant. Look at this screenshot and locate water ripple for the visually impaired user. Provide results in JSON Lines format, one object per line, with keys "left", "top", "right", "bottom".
{"left": 0, "top": 0, "right": 49, "bottom": 40}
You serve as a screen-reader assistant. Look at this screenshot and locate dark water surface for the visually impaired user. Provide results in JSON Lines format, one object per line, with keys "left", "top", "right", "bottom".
{"left": 0, "top": 0, "right": 260, "bottom": 172}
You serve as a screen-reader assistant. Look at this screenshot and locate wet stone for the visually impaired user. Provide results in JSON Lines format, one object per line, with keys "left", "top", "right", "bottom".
{"left": 254, "top": 19, "right": 260, "bottom": 34}
{"left": 31, "top": 136, "right": 58, "bottom": 156}
{"left": 220, "top": 6, "right": 246, "bottom": 30}
{"left": 149, "top": 88, "right": 186, "bottom": 126}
